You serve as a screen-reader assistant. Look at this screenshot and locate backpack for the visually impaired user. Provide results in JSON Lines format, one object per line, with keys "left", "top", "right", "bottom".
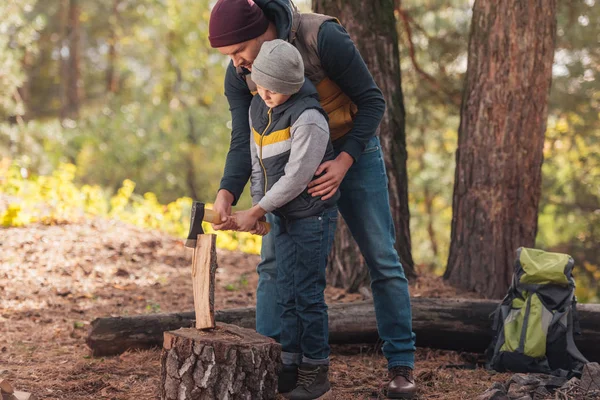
{"left": 487, "top": 247, "right": 589, "bottom": 377}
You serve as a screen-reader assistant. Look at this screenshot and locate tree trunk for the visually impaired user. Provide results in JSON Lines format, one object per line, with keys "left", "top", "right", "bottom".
{"left": 312, "top": 0, "right": 415, "bottom": 290}
{"left": 160, "top": 324, "right": 280, "bottom": 400}
{"left": 416, "top": 126, "right": 439, "bottom": 268}
{"left": 87, "top": 299, "right": 600, "bottom": 362}
{"left": 444, "top": 0, "right": 557, "bottom": 298}
{"left": 15, "top": 48, "right": 34, "bottom": 122}
{"left": 167, "top": 32, "right": 201, "bottom": 200}
{"left": 106, "top": 0, "right": 119, "bottom": 94}
{"left": 59, "top": 0, "right": 69, "bottom": 120}
{"left": 63, "top": 0, "right": 81, "bottom": 119}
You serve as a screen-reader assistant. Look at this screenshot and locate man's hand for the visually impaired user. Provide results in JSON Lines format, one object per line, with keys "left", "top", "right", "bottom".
{"left": 212, "top": 189, "right": 238, "bottom": 231}
{"left": 233, "top": 205, "right": 267, "bottom": 233}
{"left": 308, "top": 152, "right": 354, "bottom": 200}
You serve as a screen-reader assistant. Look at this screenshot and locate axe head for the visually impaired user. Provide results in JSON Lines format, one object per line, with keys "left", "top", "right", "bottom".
{"left": 185, "top": 201, "right": 205, "bottom": 248}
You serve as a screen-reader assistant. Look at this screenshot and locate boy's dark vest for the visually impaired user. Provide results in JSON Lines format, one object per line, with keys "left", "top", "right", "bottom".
{"left": 241, "top": 11, "right": 357, "bottom": 142}
{"left": 250, "top": 81, "right": 339, "bottom": 220}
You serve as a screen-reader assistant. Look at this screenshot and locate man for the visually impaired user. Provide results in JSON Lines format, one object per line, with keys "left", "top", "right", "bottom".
{"left": 208, "top": 0, "right": 417, "bottom": 398}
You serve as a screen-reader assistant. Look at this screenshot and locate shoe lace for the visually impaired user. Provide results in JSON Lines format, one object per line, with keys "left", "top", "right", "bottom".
{"left": 297, "top": 367, "right": 319, "bottom": 387}
{"left": 389, "top": 366, "right": 413, "bottom": 381}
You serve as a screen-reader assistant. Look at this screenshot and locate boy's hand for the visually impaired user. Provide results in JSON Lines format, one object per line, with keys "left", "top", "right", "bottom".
{"left": 308, "top": 152, "right": 354, "bottom": 200}
{"left": 250, "top": 216, "right": 269, "bottom": 236}
{"left": 212, "top": 189, "right": 238, "bottom": 231}
{"left": 233, "top": 205, "right": 267, "bottom": 233}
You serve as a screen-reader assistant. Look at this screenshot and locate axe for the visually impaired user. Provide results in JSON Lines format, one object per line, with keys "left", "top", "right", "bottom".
{"left": 184, "top": 201, "right": 270, "bottom": 248}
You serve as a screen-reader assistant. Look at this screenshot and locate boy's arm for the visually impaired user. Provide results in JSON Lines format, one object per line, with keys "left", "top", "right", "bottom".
{"left": 218, "top": 62, "right": 254, "bottom": 205}
{"left": 258, "top": 109, "right": 329, "bottom": 213}
{"left": 248, "top": 113, "right": 264, "bottom": 206}
{"left": 317, "top": 22, "right": 386, "bottom": 162}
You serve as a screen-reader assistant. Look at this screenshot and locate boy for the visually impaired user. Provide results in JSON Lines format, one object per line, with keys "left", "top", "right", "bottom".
{"left": 232, "top": 39, "right": 338, "bottom": 400}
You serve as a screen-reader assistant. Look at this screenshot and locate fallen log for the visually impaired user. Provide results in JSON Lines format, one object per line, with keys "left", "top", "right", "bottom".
{"left": 87, "top": 298, "right": 600, "bottom": 361}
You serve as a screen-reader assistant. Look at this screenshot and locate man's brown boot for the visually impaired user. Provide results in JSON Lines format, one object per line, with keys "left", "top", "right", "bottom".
{"left": 386, "top": 366, "right": 416, "bottom": 399}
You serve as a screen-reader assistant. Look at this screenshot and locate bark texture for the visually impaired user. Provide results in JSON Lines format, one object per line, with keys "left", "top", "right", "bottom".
{"left": 160, "top": 323, "right": 280, "bottom": 400}
{"left": 312, "top": 0, "right": 415, "bottom": 289}
{"left": 444, "top": 0, "right": 558, "bottom": 298}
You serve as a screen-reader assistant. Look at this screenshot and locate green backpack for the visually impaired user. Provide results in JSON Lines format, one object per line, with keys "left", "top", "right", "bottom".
{"left": 487, "top": 247, "right": 588, "bottom": 376}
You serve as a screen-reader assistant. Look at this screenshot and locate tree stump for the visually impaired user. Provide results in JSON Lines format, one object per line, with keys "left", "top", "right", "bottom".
{"left": 160, "top": 323, "right": 281, "bottom": 400}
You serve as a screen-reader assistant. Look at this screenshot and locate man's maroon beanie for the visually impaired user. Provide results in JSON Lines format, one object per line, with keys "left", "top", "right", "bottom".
{"left": 209, "top": 0, "right": 270, "bottom": 48}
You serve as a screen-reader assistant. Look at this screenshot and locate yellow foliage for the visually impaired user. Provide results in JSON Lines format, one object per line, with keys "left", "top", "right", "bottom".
{"left": 0, "top": 162, "right": 261, "bottom": 255}
{"left": 1, "top": 204, "right": 30, "bottom": 227}
{"left": 574, "top": 263, "right": 600, "bottom": 303}
{"left": 555, "top": 118, "right": 569, "bottom": 133}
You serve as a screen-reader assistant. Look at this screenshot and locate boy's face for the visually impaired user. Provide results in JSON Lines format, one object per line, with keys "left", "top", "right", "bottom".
{"left": 256, "top": 85, "right": 291, "bottom": 108}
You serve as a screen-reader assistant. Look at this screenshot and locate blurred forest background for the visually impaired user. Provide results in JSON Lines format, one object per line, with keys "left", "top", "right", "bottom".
{"left": 1, "top": 0, "right": 598, "bottom": 300}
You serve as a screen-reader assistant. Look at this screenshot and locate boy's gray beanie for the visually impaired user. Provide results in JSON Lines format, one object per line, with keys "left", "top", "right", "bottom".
{"left": 251, "top": 39, "right": 305, "bottom": 95}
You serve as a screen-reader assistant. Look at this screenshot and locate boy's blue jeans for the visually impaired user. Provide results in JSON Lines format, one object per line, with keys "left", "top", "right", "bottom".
{"left": 256, "top": 136, "right": 416, "bottom": 369}
{"left": 273, "top": 207, "right": 337, "bottom": 364}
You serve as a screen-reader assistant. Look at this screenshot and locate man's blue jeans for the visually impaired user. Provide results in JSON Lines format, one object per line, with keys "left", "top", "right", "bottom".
{"left": 275, "top": 207, "right": 337, "bottom": 364}
{"left": 256, "top": 136, "right": 416, "bottom": 369}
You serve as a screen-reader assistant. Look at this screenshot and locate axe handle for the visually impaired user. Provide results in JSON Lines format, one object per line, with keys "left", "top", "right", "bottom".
{"left": 203, "top": 209, "right": 271, "bottom": 234}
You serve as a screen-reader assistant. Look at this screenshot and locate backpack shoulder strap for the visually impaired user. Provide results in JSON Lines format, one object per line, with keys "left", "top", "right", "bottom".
{"left": 566, "top": 300, "right": 589, "bottom": 364}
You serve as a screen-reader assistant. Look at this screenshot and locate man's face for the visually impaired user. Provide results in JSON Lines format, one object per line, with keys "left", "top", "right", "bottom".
{"left": 217, "top": 37, "right": 263, "bottom": 71}
{"left": 256, "top": 85, "right": 291, "bottom": 108}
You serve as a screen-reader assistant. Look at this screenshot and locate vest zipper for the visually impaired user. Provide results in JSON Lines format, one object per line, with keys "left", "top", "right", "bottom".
{"left": 258, "top": 108, "right": 273, "bottom": 195}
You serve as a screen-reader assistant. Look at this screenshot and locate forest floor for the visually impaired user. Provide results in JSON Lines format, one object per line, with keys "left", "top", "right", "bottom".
{"left": 0, "top": 218, "right": 513, "bottom": 399}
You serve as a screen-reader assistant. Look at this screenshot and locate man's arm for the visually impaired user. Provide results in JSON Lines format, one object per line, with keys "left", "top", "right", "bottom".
{"left": 219, "top": 62, "right": 254, "bottom": 205}
{"left": 258, "top": 109, "right": 330, "bottom": 212}
{"left": 317, "top": 22, "right": 386, "bottom": 161}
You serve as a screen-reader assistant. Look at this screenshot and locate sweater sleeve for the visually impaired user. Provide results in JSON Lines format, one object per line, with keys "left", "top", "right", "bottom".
{"left": 258, "top": 109, "right": 329, "bottom": 212}
{"left": 317, "top": 21, "right": 386, "bottom": 162}
{"left": 219, "top": 62, "right": 254, "bottom": 205}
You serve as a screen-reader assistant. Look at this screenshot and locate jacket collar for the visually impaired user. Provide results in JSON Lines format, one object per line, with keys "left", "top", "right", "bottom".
{"left": 270, "top": 79, "right": 319, "bottom": 115}
{"left": 254, "top": 0, "right": 294, "bottom": 40}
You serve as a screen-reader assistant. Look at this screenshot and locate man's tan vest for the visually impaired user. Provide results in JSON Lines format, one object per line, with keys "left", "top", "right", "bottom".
{"left": 242, "top": 11, "right": 357, "bottom": 141}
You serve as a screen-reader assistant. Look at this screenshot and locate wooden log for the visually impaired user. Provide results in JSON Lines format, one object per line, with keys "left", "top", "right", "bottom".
{"left": 160, "top": 323, "right": 281, "bottom": 400}
{"left": 192, "top": 234, "right": 217, "bottom": 330}
{"left": 87, "top": 298, "right": 600, "bottom": 362}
